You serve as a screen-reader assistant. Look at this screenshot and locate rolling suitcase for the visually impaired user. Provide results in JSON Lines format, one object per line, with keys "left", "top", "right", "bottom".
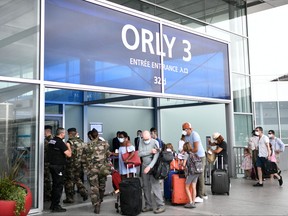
{"left": 171, "top": 174, "right": 192, "bottom": 204}
{"left": 164, "top": 170, "right": 178, "bottom": 201}
{"left": 118, "top": 164, "right": 142, "bottom": 216}
{"left": 211, "top": 155, "right": 230, "bottom": 195}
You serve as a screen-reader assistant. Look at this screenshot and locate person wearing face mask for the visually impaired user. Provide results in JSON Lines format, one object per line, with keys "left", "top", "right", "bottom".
{"left": 248, "top": 129, "right": 260, "bottom": 180}
{"left": 253, "top": 126, "right": 271, "bottom": 187}
{"left": 268, "top": 130, "right": 285, "bottom": 173}
{"left": 138, "top": 130, "right": 165, "bottom": 214}
{"left": 118, "top": 131, "right": 137, "bottom": 179}
{"left": 208, "top": 132, "right": 228, "bottom": 171}
{"left": 182, "top": 122, "right": 207, "bottom": 203}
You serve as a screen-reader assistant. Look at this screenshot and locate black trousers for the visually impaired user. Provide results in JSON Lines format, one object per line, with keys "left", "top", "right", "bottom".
{"left": 49, "top": 165, "right": 65, "bottom": 208}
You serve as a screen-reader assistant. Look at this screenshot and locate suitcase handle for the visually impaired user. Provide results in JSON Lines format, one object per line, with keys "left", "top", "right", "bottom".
{"left": 216, "top": 155, "right": 224, "bottom": 169}
{"left": 126, "top": 163, "right": 136, "bottom": 178}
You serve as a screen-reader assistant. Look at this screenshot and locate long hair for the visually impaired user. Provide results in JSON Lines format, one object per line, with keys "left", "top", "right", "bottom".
{"left": 182, "top": 142, "right": 193, "bottom": 153}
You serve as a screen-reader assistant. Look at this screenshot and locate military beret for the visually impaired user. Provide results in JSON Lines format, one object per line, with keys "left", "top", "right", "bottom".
{"left": 67, "top": 128, "right": 77, "bottom": 133}
{"left": 45, "top": 125, "right": 52, "bottom": 130}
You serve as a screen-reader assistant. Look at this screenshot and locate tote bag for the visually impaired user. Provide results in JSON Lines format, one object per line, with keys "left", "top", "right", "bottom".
{"left": 122, "top": 146, "right": 141, "bottom": 168}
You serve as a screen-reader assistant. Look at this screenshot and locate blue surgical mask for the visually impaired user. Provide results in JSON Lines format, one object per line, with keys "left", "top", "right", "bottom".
{"left": 144, "top": 140, "right": 150, "bottom": 144}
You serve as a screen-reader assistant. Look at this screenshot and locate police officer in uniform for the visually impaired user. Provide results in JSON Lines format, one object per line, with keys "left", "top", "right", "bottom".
{"left": 44, "top": 125, "right": 53, "bottom": 201}
{"left": 81, "top": 128, "right": 111, "bottom": 214}
{"left": 47, "top": 127, "right": 72, "bottom": 212}
{"left": 63, "top": 128, "right": 88, "bottom": 203}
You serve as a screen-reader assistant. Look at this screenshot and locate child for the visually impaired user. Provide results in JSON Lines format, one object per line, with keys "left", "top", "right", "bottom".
{"left": 165, "top": 143, "right": 177, "bottom": 158}
{"left": 182, "top": 142, "right": 200, "bottom": 209}
{"left": 269, "top": 143, "right": 283, "bottom": 186}
{"left": 241, "top": 147, "right": 252, "bottom": 179}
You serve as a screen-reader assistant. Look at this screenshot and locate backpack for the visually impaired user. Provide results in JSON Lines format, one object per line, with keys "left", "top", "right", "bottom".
{"left": 150, "top": 149, "right": 174, "bottom": 180}
{"left": 187, "top": 152, "right": 203, "bottom": 175}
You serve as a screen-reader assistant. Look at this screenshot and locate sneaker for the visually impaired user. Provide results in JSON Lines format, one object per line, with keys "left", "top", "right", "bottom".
{"left": 278, "top": 176, "right": 283, "bottom": 186}
{"left": 202, "top": 195, "right": 208, "bottom": 200}
{"left": 142, "top": 207, "right": 153, "bottom": 212}
{"left": 184, "top": 203, "right": 196, "bottom": 208}
{"left": 51, "top": 205, "right": 67, "bottom": 212}
{"left": 253, "top": 182, "right": 263, "bottom": 187}
{"left": 194, "top": 196, "right": 203, "bottom": 203}
{"left": 154, "top": 207, "right": 165, "bottom": 214}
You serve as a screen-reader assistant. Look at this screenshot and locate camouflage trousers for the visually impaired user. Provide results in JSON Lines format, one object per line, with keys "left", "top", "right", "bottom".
{"left": 87, "top": 172, "right": 107, "bottom": 206}
{"left": 64, "top": 164, "right": 88, "bottom": 201}
{"left": 44, "top": 162, "right": 52, "bottom": 201}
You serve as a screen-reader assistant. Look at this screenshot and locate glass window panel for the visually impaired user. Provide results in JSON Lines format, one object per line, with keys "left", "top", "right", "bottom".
{"left": 255, "top": 102, "right": 279, "bottom": 134}
{"left": 234, "top": 114, "right": 253, "bottom": 146}
{"left": 45, "top": 104, "right": 63, "bottom": 115}
{"left": 0, "top": 81, "right": 39, "bottom": 209}
{"left": 0, "top": 0, "right": 39, "bottom": 79}
{"left": 45, "top": 88, "right": 83, "bottom": 104}
{"left": 108, "top": 0, "right": 247, "bottom": 36}
{"left": 279, "top": 101, "right": 288, "bottom": 144}
{"left": 229, "top": 36, "right": 249, "bottom": 75}
{"left": 232, "top": 74, "right": 251, "bottom": 113}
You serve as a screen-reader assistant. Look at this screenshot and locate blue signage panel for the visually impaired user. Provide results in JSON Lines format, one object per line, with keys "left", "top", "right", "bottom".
{"left": 162, "top": 25, "right": 230, "bottom": 99}
{"left": 44, "top": 0, "right": 230, "bottom": 100}
{"left": 45, "top": 0, "right": 161, "bottom": 93}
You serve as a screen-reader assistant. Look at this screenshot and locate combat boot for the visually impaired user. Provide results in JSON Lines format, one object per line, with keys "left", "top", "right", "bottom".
{"left": 99, "top": 190, "right": 104, "bottom": 203}
{"left": 94, "top": 204, "right": 100, "bottom": 214}
{"left": 63, "top": 198, "right": 74, "bottom": 204}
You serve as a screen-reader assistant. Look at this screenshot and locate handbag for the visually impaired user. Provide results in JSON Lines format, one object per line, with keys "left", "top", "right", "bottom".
{"left": 206, "top": 150, "right": 216, "bottom": 163}
{"left": 263, "top": 160, "right": 277, "bottom": 175}
{"left": 121, "top": 145, "right": 141, "bottom": 168}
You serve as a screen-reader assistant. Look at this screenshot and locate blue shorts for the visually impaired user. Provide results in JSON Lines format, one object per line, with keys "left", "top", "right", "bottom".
{"left": 256, "top": 156, "right": 268, "bottom": 168}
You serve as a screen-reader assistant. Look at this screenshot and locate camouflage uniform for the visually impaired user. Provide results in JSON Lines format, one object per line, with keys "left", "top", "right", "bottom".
{"left": 64, "top": 137, "right": 88, "bottom": 203}
{"left": 81, "top": 138, "right": 111, "bottom": 209}
{"left": 44, "top": 134, "right": 53, "bottom": 201}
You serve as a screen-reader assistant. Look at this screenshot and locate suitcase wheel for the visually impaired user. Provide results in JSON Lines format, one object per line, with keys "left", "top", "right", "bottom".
{"left": 227, "top": 192, "right": 229, "bottom": 196}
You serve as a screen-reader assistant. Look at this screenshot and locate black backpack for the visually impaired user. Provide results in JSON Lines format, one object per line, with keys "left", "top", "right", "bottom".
{"left": 150, "top": 150, "right": 173, "bottom": 179}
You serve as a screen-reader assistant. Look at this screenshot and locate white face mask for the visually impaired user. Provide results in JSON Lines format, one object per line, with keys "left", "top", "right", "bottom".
{"left": 182, "top": 130, "right": 187, "bottom": 136}
{"left": 144, "top": 140, "right": 150, "bottom": 144}
{"left": 254, "top": 131, "right": 259, "bottom": 136}
{"left": 268, "top": 134, "right": 273, "bottom": 138}
{"left": 118, "top": 137, "right": 124, "bottom": 143}
{"left": 214, "top": 140, "right": 218, "bottom": 144}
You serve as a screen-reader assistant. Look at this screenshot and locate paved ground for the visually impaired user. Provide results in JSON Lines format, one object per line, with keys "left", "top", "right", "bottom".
{"left": 35, "top": 171, "right": 288, "bottom": 216}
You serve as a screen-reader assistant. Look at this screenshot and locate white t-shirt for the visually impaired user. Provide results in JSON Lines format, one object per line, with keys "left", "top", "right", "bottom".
{"left": 178, "top": 140, "right": 185, "bottom": 152}
{"left": 258, "top": 135, "right": 269, "bottom": 157}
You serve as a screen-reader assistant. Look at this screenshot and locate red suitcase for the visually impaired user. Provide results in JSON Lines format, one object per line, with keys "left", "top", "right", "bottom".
{"left": 171, "top": 174, "right": 192, "bottom": 204}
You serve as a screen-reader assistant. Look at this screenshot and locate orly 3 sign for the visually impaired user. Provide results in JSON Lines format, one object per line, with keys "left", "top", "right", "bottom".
{"left": 45, "top": 0, "right": 230, "bottom": 100}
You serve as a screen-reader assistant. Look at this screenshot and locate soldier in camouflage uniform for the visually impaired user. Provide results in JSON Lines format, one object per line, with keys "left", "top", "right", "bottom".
{"left": 81, "top": 128, "right": 111, "bottom": 214}
{"left": 44, "top": 125, "right": 53, "bottom": 201}
{"left": 63, "top": 128, "right": 88, "bottom": 203}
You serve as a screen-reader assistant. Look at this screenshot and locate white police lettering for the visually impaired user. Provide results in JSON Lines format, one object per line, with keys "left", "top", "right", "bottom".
{"left": 48, "top": 140, "right": 56, "bottom": 145}
{"left": 121, "top": 24, "right": 187, "bottom": 60}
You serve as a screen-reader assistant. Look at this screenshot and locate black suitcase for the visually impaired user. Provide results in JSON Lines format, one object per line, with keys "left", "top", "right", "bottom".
{"left": 119, "top": 166, "right": 142, "bottom": 216}
{"left": 211, "top": 156, "right": 230, "bottom": 195}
